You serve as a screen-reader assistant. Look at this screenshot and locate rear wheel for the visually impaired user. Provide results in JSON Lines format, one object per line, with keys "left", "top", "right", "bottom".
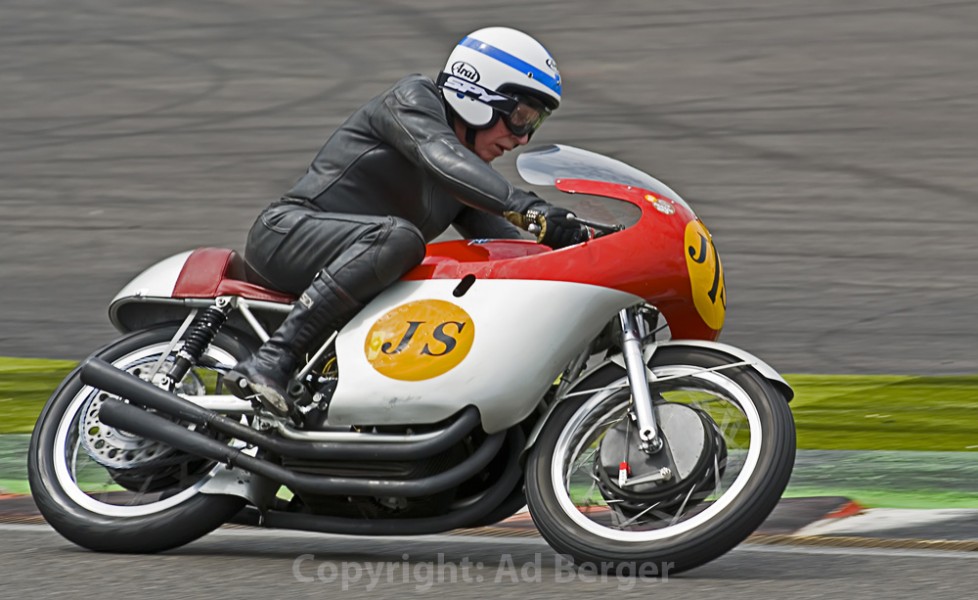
{"left": 29, "top": 325, "right": 258, "bottom": 553}
{"left": 525, "top": 347, "right": 795, "bottom": 574}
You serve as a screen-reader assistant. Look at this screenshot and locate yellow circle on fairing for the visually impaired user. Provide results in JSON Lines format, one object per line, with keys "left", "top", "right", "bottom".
{"left": 364, "top": 300, "right": 475, "bottom": 381}
{"left": 684, "top": 221, "right": 726, "bottom": 331}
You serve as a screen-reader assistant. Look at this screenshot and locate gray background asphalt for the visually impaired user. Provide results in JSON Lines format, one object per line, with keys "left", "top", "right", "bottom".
{"left": 1, "top": 0, "right": 976, "bottom": 374}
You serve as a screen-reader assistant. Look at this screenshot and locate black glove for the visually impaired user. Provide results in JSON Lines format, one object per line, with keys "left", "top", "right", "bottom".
{"left": 504, "top": 200, "right": 589, "bottom": 249}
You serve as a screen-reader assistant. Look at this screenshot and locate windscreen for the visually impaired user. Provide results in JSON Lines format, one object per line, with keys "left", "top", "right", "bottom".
{"left": 517, "top": 144, "right": 691, "bottom": 212}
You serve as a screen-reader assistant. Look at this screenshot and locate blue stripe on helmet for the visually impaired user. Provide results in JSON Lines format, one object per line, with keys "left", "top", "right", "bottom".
{"left": 459, "top": 36, "right": 561, "bottom": 96}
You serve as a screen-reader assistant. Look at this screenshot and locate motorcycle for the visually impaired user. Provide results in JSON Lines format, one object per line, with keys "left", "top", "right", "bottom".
{"left": 28, "top": 144, "right": 795, "bottom": 574}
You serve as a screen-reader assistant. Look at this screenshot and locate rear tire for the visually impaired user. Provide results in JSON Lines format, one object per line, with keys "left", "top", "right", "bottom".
{"left": 525, "top": 346, "right": 795, "bottom": 574}
{"left": 29, "top": 325, "right": 258, "bottom": 553}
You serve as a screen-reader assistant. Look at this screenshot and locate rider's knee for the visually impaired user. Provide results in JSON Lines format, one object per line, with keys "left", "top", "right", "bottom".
{"left": 388, "top": 217, "right": 425, "bottom": 257}
{"left": 374, "top": 217, "right": 426, "bottom": 284}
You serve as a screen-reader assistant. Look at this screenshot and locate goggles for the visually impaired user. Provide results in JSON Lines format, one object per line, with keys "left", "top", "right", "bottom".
{"left": 499, "top": 94, "right": 550, "bottom": 137}
{"left": 438, "top": 73, "right": 552, "bottom": 137}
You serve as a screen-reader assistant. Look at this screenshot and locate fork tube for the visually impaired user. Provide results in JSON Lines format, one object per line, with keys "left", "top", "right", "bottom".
{"left": 618, "top": 308, "right": 663, "bottom": 453}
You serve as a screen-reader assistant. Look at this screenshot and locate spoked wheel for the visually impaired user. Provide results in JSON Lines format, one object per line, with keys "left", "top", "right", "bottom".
{"left": 29, "top": 325, "right": 258, "bottom": 553}
{"left": 525, "top": 346, "right": 795, "bottom": 574}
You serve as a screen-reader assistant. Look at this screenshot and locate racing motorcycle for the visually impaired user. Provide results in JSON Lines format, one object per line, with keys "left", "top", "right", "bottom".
{"left": 28, "top": 145, "right": 795, "bottom": 574}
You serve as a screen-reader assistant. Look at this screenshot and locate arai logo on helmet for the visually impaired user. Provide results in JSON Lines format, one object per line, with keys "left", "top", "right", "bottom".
{"left": 451, "top": 61, "right": 480, "bottom": 82}
{"left": 545, "top": 57, "right": 559, "bottom": 75}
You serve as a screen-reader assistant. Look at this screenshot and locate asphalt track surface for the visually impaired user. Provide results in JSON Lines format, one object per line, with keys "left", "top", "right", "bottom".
{"left": 3, "top": 524, "right": 978, "bottom": 600}
{"left": 2, "top": 0, "right": 977, "bottom": 375}
{"left": 2, "top": 1, "right": 978, "bottom": 597}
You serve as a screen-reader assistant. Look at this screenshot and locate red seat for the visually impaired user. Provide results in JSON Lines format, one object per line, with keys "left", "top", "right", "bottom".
{"left": 172, "top": 247, "right": 296, "bottom": 304}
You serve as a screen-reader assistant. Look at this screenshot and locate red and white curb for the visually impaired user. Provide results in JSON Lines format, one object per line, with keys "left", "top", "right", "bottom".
{"left": 796, "top": 507, "right": 978, "bottom": 538}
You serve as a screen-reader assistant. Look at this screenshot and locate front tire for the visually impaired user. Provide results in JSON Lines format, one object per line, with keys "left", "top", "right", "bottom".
{"left": 525, "top": 347, "right": 795, "bottom": 574}
{"left": 29, "top": 325, "right": 258, "bottom": 553}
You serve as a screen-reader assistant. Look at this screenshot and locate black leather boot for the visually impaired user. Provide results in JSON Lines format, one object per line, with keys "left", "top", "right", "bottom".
{"left": 226, "top": 273, "right": 362, "bottom": 416}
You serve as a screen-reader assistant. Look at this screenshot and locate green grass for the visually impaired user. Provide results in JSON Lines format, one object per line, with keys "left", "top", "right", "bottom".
{"left": 0, "top": 357, "right": 976, "bottom": 450}
{"left": 789, "top": 374, "right": 978, "bottom": 451}
{"left": 783, "top": 488, "right": 978, "bottom": 510}
{"left": 0, "top": 479, "right": 31, "bottom": 495}
{"left": 0, "top": 357, "right": 76, "bottom": 434}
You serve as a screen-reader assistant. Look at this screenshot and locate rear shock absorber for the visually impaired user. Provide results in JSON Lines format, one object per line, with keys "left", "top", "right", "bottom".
{"left": 163, "top": 297, "right": 233, "bottom": 387}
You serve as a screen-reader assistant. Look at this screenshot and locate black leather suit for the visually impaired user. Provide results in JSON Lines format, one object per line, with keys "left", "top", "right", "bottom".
{"left": 243, "top": 74, "right": 542, "bottom": 304}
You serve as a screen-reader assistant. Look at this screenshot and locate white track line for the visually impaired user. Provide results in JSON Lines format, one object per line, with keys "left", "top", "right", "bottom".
{"left": 796, "top": 508, "right": 978, "bottom": 537}
{"left": 736, "top": 543, "right": 978, "bottom": 560}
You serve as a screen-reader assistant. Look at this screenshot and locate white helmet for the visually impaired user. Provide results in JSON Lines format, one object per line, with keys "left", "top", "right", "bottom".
{"left": 438, "top": 27, "right": 561, "bottom": 136}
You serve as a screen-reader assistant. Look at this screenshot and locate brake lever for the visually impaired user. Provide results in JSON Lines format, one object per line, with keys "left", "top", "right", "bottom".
{"left": 567, "top": 214, "right": 624, "bottom": 235}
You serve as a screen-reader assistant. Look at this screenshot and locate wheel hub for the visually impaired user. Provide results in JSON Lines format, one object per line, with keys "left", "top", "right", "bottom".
{"left": 596, "top": 402, "right": 727, "bottom": 514}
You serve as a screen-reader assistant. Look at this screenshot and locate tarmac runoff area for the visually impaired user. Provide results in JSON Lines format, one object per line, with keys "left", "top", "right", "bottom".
{"left": 3, "top": 432, "right": 978, "bottom": 551}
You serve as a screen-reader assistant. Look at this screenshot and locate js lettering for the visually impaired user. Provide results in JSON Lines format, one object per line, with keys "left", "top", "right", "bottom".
{"left": 688, "top": 233, "right": 725, "bottom": 307}
{"left": 381, "top": 321, "right": 467, "bottom": 356}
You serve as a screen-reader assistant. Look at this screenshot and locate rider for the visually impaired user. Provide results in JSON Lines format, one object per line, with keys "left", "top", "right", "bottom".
{"left": 226, "top": 27, "right": 587, "bottom": 416}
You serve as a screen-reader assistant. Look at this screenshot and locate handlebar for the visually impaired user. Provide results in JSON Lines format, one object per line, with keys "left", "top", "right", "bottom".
{"left": 527, "top": 213, "right": 623, "bottom": 240}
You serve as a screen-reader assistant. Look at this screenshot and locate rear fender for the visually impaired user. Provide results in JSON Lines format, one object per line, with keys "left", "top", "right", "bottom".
{"left": 521, "top": 340, "right": 793, "bottom": 461}
{"left": 108, "top": 249, "right": 292, "bottom": 335}
{"left": 108, "top": 251, "right": 193, "bottom": 333}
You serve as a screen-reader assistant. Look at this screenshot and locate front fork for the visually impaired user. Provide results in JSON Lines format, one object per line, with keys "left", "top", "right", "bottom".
{"left": 619, "top": 307, "right": 663, "bottom": 453}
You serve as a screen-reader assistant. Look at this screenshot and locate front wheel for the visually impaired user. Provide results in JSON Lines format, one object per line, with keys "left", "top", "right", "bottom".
{"left": 525, "top": 347, "right": 795, "bottom": 574}
{"left": 28, "top": 325, "right": 258, "bottom": 553}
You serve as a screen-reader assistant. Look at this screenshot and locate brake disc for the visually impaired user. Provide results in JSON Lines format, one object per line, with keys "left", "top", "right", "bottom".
{"left": 79, "top": 364, "right": 207, "bottom": 471}
{"left": 79, "top": 391, "right": 180, "bottom": 470}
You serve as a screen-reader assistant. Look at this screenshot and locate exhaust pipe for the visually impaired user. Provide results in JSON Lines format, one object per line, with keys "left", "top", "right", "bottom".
{"left": 79, "top": 358, "right": 481, "bottom": 461}
{"left": 98, "top": 398, "right": 505, "bottom": 497}
{"left": 259, "top": 428, "right": 525, "bottom": 536}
